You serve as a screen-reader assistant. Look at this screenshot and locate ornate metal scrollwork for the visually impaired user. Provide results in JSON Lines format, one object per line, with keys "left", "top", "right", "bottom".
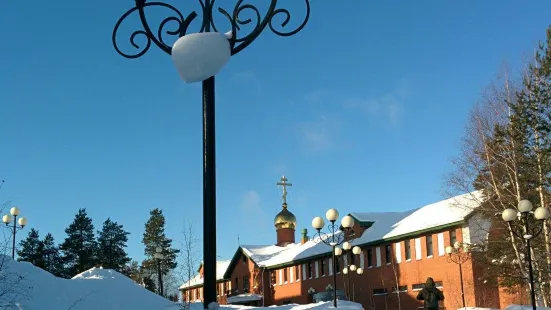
{"left": 112, "top": 0, "right": 310, "bottom": 58}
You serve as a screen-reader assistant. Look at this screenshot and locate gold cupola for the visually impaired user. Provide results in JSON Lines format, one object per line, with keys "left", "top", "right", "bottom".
{"left": 274, "top": 176, "right": 297, "bottom": 246}
{"left": 274, "top": 203, "right": 297, "bottom": 230}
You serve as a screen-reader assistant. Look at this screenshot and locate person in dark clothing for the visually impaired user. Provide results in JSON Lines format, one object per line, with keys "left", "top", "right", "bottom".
{"left": 416, "top": 277, "right": 444, "bottom": 310}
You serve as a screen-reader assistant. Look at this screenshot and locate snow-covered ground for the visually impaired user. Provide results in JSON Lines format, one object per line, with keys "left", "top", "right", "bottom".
{"left": 0, "top": 256, "right": 362, "bottom": 310}
{"left": 458, "top": 306, "right": 551, "bottom": 310}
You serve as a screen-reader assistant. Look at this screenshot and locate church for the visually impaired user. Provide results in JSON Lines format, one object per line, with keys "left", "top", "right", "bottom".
{"left": 179, "top": 176, "right": 529, "bottom": 309}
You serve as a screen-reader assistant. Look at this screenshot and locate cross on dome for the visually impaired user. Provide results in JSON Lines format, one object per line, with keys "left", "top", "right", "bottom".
{"left": 276, "top": 176, "right": 292, "bottom": 205}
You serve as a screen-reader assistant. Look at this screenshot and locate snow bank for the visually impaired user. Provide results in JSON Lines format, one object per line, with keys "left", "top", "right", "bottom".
{"left": 504, "top": 306, "right": 551, "bottom": 310}
{"left": 0, "top": 255, "right": 363, "bottom": 310}
{"left": 0, "top": 255, "right": 175, "bottom": 309}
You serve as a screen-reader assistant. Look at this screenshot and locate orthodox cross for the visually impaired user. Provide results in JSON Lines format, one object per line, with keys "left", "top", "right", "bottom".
{"left": 277, "top": 176, "right": 292, "bottom": 205}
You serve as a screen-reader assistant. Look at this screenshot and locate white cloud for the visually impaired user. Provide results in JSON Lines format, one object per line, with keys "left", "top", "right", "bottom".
{"left": 297, "top": 115, "right": 335, "bottom": 151}
{"left": 240, "top": 190, "right": 261, "bottom": 212}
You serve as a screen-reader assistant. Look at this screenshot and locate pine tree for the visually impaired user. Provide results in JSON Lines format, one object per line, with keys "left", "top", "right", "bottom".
{"left": 143, "top": 276, "right": 157, "bottom": 293}
{"left": 17, "top": 228, "right": 44, "bottom": 267}
{"left": 60, "top": 208, "right": 98, "bottom": 277}
{"left": 142, "top": 208, "right": 179, "bottom": 277}
{"left": 42, "top": 233, "right": 64, "bottom": 277}
{"left": 97, "top": 218, "right": 131, "bottom": 271}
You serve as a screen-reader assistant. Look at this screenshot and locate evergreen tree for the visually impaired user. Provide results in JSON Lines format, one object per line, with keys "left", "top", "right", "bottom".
{"left": 17, "top": 228, "right": 44, "bottom": 267}
{"left": 143, "top": 276, "right": 157, "bottom": 293}
{"left": 42, "top": 233, "right": 64, "bottom": 277}
{"left": 97, "top": 218, "right": 131, "bottom": 271}
{"left": 142, "top": 208, "right": 179, "bottom": 277}
{"left": 60, "top": 208, "right": 98, "bottom": 277}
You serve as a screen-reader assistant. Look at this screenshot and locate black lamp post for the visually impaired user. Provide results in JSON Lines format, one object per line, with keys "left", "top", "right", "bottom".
{"left": 2, "top": 207, "right": 28, "bottom": 259}
{"left": 312, "top": 210, "right": 356, "bottom": 308}
{"left": 445, "top": 241, "right": 470, "bottom": 308}
{"left": 501, "top": 199, "right": 551, "bottom": 310}
{"left": 336, "top": 242, "right": 363, "bottom": 301}
{"left": 112, "top": 2, "right": 311, "bottom": 308}
{"left": 155, "top": 246, "right": 165, "bottom": 297}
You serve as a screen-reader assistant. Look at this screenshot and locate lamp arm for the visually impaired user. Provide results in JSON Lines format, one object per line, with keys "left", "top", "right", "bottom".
{"left": 507, "top": 222, "right": 523, "bottom": 239}
{"left": 532, "top": 221, "right": 545, "bottom": 238}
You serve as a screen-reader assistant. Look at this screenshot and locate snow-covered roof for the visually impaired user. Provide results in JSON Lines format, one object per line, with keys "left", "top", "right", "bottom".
{"left": 226, "top": 293, "right": 263, "bottom": 304}
{"left": 238, "top": 192, "right": 482, "bottom": 268}
{"left": 179, "top": 260, "right": 231, "bottom": 289}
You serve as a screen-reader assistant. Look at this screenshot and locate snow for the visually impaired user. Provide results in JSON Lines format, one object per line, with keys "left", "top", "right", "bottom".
{"left": 0, "top": 256, "right": 363, "bottom": 310}
{"left": 504, "top": 306, "right": 551, "bottom": 310}
{"left": 241, "top": 192, "right": 483, "bottom": 267}
{"left": 226, "top": 293, "right": 262, "bottom": 304}
{"left": 180, "top": 260, "right": 231, "bottom": 289}
{"left": 0, "top": 255, "right": 175, "bottom": 309}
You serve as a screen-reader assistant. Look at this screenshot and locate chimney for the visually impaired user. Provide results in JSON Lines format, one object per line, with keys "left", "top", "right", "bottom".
{"left": 301, "top": 228, "right": 309, "bottom": 244}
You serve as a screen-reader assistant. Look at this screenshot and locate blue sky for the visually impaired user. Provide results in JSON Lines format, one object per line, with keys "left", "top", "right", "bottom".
{"left": 1, "top": 0, "right": 550, "bottom": 268}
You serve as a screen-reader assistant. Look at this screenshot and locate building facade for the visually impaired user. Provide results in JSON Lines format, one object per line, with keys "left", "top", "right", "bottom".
{"left": 180, "top": 177, "right": 528, "bottom": 309}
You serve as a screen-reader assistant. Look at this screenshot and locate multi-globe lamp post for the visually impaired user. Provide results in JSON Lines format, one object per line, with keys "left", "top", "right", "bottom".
{"left": 501, "top": 200, "right": 550, "bottom": 310}
{"left": 154, "top": 246, "right": 165, "bottom": 297}
{"left": 312, "top": 209, "right": 356, "bottom": 308}
{"left": 112, "top": 1, "right": 311, "bottom": 308}
{"left": 2, "top": 207, "right": 28, "bottom": 259}
{"left": 335, "top": 242, "right": 363, "bottom": 301}
{"left": 445, "top": 241, "right": 470, "bottom": 308}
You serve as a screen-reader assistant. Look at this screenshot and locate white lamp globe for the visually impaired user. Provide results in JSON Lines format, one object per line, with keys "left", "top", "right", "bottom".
{"left": 18, "top": 217, "right": 27, "bottom": 227}
{"left": 2, "top": 214, "right": 12, "bottom": 224}
{"left": 350, "top": 264, "right": 357, "bottom": 271}
{"left": 445, "top": 246, "right": 454, "bottom": 255}
{"left": 171, "top": 32, "right": 231, "bottom": 84}
{"left": 312, "top": 217, "right": 325, "bottom": 230}
{"left": 326, "top": 209, "right": 339, "bottom": 222}
{"left": 357, "top": 267, "right": 363, "bottom": 275}
{"left": 343, "top": 241, "right": 351, "bottom": 251}
{"left": 518, "top": 200, "right": 533, "bottom": 213}
{"left": 341, "top": 215, "right": 355, "bottom": 229}
{"left": 342, "top": 267, "right": 348, "bottom": 274}
{"left": 502, "top": 208, "right": 517, "bottom": 222}
{"left": 334, "top": 247, "right": 343, "bottom": 256}
{"left": 10, "top": 207, "right": 20, "bottom": 216}
{"left": 535, "top": 207, "right": 551, "bottom": 220}
{"left": 453, "top": 241, "right": 461, "bottom": 249}
{"left": 352, "top": 246, "right": 361, "bottom": 255}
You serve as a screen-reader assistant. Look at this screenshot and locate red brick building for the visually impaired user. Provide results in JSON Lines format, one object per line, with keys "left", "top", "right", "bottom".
{"left": 180, "top": 178, "right": 528, "bottom": 309}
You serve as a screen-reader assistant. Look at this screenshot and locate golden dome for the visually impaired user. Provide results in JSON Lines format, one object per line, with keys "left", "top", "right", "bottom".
{"left": 274, "top": 203, "right": 297, "bottom": 230}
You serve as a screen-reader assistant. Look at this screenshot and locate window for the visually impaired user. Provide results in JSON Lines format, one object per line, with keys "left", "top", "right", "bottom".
{"left": 426, "top": 235, "right": 433, "bottom": 257}
{"left": 385, "top": 244, "right": 392, "bottom": 264}
{"left": 435, "top": 281, "right": 443, "bottom": 288}
{"left": 243, "top": 275, "right": 249, "bottom": 291}
{"left": 235, "top": 277, "right": 239, "bottom": 291}
{"left": 412, "top": 283, "right": 424, "bottom": 291}
{"left": 320, "top": 259, "right": 326, "bottom": 276}
{"left": 350, "top": 253, "right": 356, "bottom": 265}
{"left": 367, "top": 248, "right": 373, "bottom": 267}
{"left": 295, "top": 265, "right": 300, "bottom": 280}
{"left": 283, "top": 268, "right": 288, "bottom": 283}
{"left": 242, "top": 255, "right": 248, "bottom": 263}
{"left": 335, "top": 257, "right": 341, "bottom": 273}
{"left": 308, "top": 262, "right": 313, "bottom": 278}
{"left": 450, "top": 230, "right": 457, "bottom": 245}
{"left": 392, "top": 285, "right": 408, "bottom": 293}
{"left": 405, "top": 240, "right": 411, "bottom": 260}
{"left": 270, "top": 272, "right": 276, "bottom": 285}
{"left": 373, "top": 288, "right": 388, "bottom": 295}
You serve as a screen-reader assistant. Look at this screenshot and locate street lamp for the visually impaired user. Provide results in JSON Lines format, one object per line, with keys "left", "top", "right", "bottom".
{"left": 336, "top": 242, "right": 362, "bottom": 301}
{"left": 445, "top": 241, "right": 470, "bottom": 308}
{"left": 2, "top": 207, "right": 28, "bottom": 259}
{"left": 501, "top": 200, "right": 550, "bottom": 310}
{"left": 154, "top": 246, "right": 165, "bottom": 297}
{"left": 112, "top": 2, "right": 311, "bottom": 308}
{"left": 312, "top": 210, "right": 355, "bottom": 307}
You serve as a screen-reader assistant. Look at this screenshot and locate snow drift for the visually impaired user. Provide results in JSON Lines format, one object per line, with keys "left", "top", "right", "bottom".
{"left": 0, "top": 255, "right": 363, "bottom": 310}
